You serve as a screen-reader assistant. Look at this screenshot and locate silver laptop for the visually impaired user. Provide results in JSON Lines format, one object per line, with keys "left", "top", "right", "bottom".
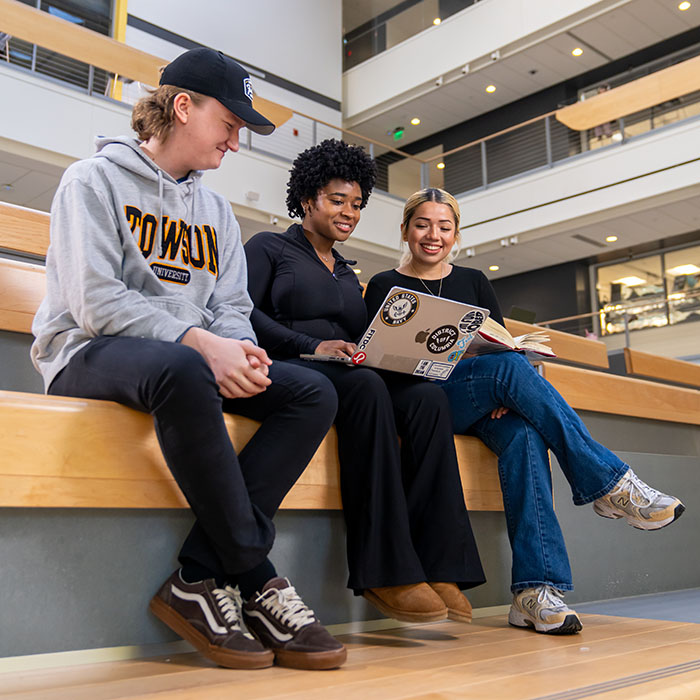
{"left": 301, "top": 286, "right": 490, "bottom": 380}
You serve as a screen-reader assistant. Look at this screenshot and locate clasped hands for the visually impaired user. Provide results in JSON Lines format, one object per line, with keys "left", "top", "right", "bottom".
{"left": 182, "top": 328, "right": 272, "bottom": 399}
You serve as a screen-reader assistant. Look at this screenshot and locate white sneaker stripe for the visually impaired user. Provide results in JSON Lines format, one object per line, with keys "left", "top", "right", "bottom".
{"left": 171, "top": 584, "right": 228, "bottom": 636}
{"left": 246, "top": 610, "right": 293, "bottom": 642}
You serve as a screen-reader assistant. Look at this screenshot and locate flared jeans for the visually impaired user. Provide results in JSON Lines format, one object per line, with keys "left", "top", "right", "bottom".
{"left": 440, "top": 352, "right": 628, "bottom": 591}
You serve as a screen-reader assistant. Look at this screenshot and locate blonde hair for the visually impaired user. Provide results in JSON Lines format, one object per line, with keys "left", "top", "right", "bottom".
{"left": 131, "top": 84, "right": 205, "bottom": 142}
{"left": 399, "top": 187, "right": 461, "bottom": 266}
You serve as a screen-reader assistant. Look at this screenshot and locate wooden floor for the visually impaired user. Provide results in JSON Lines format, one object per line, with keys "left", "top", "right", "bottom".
{"left": 3, "top": 614, "right": 700, "bottom": 700}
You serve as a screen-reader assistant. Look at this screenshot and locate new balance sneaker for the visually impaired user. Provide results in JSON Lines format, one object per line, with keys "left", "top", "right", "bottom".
{"left": 149, "top": 570, "right": 273, "bottom": 669}
{"left": 509, "top": 585, "right": 582, "bottom": 635}
{"left": 593, "top": 468, "right": 685, "bottom": 531}
{"left": 243, "top": 577, "right": 346, "bottom": 670}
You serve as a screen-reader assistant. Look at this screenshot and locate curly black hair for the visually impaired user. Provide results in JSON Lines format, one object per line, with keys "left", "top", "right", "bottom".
{"left": 286, "top": 139, "right": 377, "bottom": 219}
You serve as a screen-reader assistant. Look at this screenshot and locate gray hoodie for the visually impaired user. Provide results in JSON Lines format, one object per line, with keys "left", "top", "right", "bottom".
{"left": 31, "top": 136, "right": 256, "bottom": 391}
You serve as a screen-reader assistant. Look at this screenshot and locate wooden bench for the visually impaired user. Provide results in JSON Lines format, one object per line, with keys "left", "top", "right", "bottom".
{"left": 3, "top": 202, "right": 698, "bottom": 516}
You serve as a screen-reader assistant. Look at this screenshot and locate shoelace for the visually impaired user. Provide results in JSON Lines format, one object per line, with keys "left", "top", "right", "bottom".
{"left": 616, "top": 470, "right": 661, "bottom": 507}
{"left": 213, "top": 586, "right": 255, "bottom": 639}
{"left": 256, "top": 583, "right": 316, "bottom": 631}
{"left": 536, "top": 585, "right": 567, "bottom": 611}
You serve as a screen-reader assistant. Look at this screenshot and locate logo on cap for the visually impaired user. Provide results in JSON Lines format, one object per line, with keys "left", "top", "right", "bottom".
{"left": 243, "top": 77, "right": 253, "bottom": 102}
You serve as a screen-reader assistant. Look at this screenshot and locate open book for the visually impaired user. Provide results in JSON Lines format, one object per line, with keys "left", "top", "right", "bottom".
{"left": 466, "top": 317, "right": 556, "bottom": 357}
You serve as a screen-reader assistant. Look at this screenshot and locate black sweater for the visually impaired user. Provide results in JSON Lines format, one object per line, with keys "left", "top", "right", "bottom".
{"left": 365, "top": 267, "right": 505, "bottom": 326}
{"left": 244, "top": 224, "right": 367, "bottom": 358}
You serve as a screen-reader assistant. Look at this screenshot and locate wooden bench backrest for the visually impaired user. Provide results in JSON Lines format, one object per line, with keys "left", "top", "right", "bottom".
{"left": 624, "top": 347, "right": 700, "bottom": 389}
{"left": 0, "top": 202, "right": 50, "bottom": 257}
{"left": 504, "top": 318, "right": 609, "bottom": 369}
{"left": 538, "top": 362, "right": 700, "bottom": 425}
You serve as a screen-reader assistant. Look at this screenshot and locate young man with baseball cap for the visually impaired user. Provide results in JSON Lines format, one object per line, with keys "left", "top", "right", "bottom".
{"left": 31, "top": 48, "right": 346, "bottom": 671}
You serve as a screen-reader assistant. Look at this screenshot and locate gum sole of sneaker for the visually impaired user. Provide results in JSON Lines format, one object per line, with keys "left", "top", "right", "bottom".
{"left": 149, "top": 596, "right": 274, "bottom": 669}
{"left": 509, "top": 613, "right": 582, "bottom": 635}
{"left": 362, "top": 590, "right": 448, "bottom": 623}
{"left": 274, "top": 646, "right": 348, "bottom": 671}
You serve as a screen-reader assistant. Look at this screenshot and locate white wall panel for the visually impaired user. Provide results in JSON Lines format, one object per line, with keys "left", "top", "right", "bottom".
{"left": 126, "top": 0, "right": 342, "bottom": 103}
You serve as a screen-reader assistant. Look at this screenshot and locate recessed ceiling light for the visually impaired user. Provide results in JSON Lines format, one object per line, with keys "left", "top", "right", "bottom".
{"left": 485, "top": 84, "right": 496, "bottom": 93}
{"left": 353, "top": 268, "right": 362, "bottom": 275}
{"left": 667, "top": 263, "right": 700, "bottom": 275}
{"left": 612, "top": 276, "right": 646, "bottom": 286}
{"left": 572, "top": 47, "right": 584, "bottom": 56}
{"left": 605, "top": 235, "right": 618, "bottom": 242}
{"left": 436, "top": 162, "right": 445, "bottom": 169}
{"left": 489, "top": 265, "right": 500, "bottom": 271}
{"left": 433, "top": 17, "right": 441, "bottom": 25}
{"left": 410, "top": 117, "right": 421, "bottom": 125}
{"left": 678, "top": 1, "right": 691, "bottom": 10}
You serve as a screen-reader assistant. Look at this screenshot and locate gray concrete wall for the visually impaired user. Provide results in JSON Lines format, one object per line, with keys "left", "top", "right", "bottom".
{"left": 1, "top": 330, "right": 698, "bottom": 657}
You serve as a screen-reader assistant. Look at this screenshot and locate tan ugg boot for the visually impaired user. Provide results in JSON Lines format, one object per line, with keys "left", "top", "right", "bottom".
{"left": 429, "top": 582, "right": 473, "bottom": 623}
{"left": 363, "top": 582, "right": 447, "bottom": 622}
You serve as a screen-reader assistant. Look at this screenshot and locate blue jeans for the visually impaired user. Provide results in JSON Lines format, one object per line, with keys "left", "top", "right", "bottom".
{"left": 439, "top": 353, "right": 628, "bottom": 592}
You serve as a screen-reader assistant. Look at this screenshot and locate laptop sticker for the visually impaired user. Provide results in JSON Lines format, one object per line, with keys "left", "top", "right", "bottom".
{"left": 381, "top": 292, "right": 420, "bottom": 326}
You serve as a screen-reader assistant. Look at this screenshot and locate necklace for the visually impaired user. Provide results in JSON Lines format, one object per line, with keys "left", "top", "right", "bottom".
{"left": 410, "top": 262, "right": 444, "bottom": 298}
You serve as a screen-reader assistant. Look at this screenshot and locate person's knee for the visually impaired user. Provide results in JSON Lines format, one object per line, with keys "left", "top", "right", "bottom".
{"left": 159, "top": 343, "right": 215, "bottom": 395}
{"left": 304, "top": 371, "right": 339, "bottom": 418}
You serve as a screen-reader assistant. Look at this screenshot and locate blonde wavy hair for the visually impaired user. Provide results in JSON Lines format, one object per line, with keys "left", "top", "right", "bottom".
{"left": 399, "top": 187, "right": 462, "bottom": 266}
{"left": 131, "top": 83, "right": 205, "bottom": 142}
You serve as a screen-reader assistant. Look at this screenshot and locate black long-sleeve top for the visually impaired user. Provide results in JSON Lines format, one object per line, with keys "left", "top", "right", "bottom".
{"left": 365, "top": 266, "right": 505, "bottom": 326}
{"left": 244, "top": 224, "right": 367, "bottom": 358}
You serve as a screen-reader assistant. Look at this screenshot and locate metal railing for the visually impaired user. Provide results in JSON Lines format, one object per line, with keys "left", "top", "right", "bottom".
{"left": 537, "top": 288, "right": 700, "bottom": 343}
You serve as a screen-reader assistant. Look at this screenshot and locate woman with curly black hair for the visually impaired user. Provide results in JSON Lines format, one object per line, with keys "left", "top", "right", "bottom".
{"left": 244, "top": 139, "right": 485, "bottom": 624}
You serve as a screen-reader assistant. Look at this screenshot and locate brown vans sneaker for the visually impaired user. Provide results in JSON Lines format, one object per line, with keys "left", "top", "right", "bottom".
{"left": 429, "top": 582, "right": 473, "bottom": 623}
{"left": 243, "top": 577, "right": 346, "bottom": 670}
{"left": 149, "top": 570, "right": 273, "bottom": 669}
{"left": 363, "top": 582, "right": 448, "bottom": 623}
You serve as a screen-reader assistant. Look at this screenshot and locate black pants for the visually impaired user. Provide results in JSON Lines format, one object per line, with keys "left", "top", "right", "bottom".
{"left": 49, "top": 336, "right": 337, "bottom": 578}
{"left": 287, "top": 360, "right": 485, "bottom": 592}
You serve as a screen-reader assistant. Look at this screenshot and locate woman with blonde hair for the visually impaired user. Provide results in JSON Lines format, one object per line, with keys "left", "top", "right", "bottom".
{"left": 365, "top": 187, "right": 684, "bottom": 635}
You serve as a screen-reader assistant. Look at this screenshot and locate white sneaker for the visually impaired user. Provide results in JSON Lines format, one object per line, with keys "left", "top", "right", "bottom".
{"left": 593, "top": 468, "right": 685, "bottom": 531}
{"left": 509, "top": 585, "right": 582, "bottom": 634}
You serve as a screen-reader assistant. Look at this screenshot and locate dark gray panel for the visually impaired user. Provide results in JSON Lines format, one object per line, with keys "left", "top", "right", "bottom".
{"left": 0, "top": 330, "right": 43, "bottom": 393}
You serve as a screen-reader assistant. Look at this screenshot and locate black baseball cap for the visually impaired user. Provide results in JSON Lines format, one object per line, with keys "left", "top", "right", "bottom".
{"left": 160, "top": 48, "right": 275, "bottom": 135}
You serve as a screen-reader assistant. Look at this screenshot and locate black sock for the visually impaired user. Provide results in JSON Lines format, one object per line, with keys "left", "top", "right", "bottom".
{"left": 232, "top": 558, "right": 277, "bottom": 600}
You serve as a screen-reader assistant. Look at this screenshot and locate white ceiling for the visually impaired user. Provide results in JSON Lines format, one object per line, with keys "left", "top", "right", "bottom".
{"left": 346, "top": 0, "right": 700, "bottom": 147}
{"left": 0, "top": 151, "right": 64, "bottom": 212}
